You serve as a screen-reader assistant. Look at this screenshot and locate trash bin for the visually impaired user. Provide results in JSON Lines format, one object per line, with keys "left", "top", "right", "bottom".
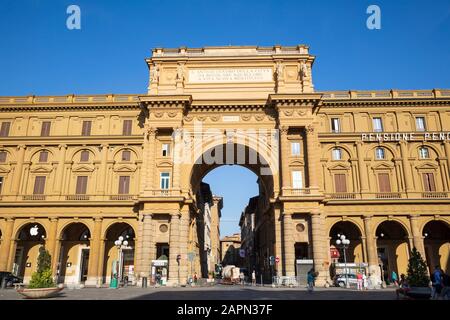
{"left": 142, "top": 277, "right": 147, "bottom": 288}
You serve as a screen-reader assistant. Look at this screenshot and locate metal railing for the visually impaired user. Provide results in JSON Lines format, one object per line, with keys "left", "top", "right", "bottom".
{"left": 272, "top": 276, "right": 298, "bottom": 287}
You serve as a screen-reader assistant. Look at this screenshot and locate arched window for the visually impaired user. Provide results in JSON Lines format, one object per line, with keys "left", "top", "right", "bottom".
{"left": 419, "top": 147, "right": 429, "bottom": 159}
{"left": 39, "top": 151, "right": 48, "bottom": 163}
{"left": 80, "top": 150, "right": 90, "bottom": 162}
{"left": 332, "top": 148, "right": 342, "bottom": 160}
{"left": 375, "top": 147, "right": 385, "bottom": 160}
{"left": 0, "top": 151, "right": 7, "bottom": 163}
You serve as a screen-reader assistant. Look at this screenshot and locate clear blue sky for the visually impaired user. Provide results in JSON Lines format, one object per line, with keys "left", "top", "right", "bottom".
{"left": 1, "top": 0, "right": 449, "bottom": 235}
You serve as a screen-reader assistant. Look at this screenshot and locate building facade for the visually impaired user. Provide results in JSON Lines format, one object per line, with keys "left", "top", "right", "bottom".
{"left": 220, "top": 233, "right": 242, "bottom": 267}
{"left": 0, "top": 45, "right": 449, "bottom": 287}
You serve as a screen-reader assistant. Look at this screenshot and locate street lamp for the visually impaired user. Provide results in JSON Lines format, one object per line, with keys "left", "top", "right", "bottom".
{"left": 336, "top": 234, "right": 351, "bottom": 289}
{"left": 114, "top": 236, "right": 129, "bottom": 287}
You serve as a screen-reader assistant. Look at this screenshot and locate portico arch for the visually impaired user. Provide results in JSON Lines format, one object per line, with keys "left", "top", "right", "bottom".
{"left": 422, "top": 220, "right": 450, "bottom": 273}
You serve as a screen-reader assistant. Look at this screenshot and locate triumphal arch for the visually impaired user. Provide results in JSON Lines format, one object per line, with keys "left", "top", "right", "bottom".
{"left": 0, "top": 45, "right": 449, "bottom": 287}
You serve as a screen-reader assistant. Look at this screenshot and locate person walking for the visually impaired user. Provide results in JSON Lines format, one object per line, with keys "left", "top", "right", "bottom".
{"left": 362, "top": 272, "right": 368, "bottom": 290}
{"left": 356, "top": 272, "right": 363, "bottom": 291}
{"left": 396, "top": 274, "right": 410, "bottom": 299}
{"left": 391, "top": 271, "right": 399, "bottom": 286}
{"left": 307, "top": 268, "right": 316, "bottom": 293}
{"left": 252, "top": 270, "right": 256, "bottom": 286}
{"left": 432, "top": 266, "right": 443, "bottom": 299}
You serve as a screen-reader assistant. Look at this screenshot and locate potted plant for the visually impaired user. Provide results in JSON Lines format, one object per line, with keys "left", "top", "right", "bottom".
{"left": 16, "top": 246, "right": 63, "bottom": 299}
{"left": 405, "top": 247, "right": 431, "bottom": 299}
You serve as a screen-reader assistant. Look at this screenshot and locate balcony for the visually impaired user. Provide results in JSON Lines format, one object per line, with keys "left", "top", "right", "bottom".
{"left": 326, "top": 193, "right": 357, "bottom": 200}
{"left": 375, "top": 192, "right": 402, "bottom": 199}
{"left": 22, "top": 195, "right": 46, "bottom": 201}
{"left": 66, "top": 195, "right": 90, "bottom": 201}
{"left": 282, "top": 188, "right": 311, "bottom": 196}
{"left": 5, "top": 194, "right": 139, "bottom": 202}
{"left": 422, "top": 192, "right": 448, "bottom": 199}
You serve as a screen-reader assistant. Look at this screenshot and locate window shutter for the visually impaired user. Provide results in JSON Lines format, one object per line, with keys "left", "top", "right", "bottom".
{"left": 122, "top": 150, "right": 131, "bottom": 161}
{"left": 82, "top": 121, "right": 92, "bottom": 136}
{"left": 33, "top": 176, "right": 46, "bottom": 194}
{"left": 0, "top": 151, "right": 7, "bottom": 163}
{"left": 41, "top": 121, "right": 51, "bottom": 136}
{"left": 123, "top": 120, "right": 132, "bottom": 135}
{"left": 428, "top": 173, "right": 436, "bottom": 191}
{"left": 39, "top": 151, "right": 48, "bottom": 163}
{"left": 119, "top": 176, "right": 130, "bottom": 194}
{"left": 423, "top": 173, "right": 436, "bottom": 192}
{"left": 80, "top": 150, "right": 89, "bottom": 162}
{"left": 76, "top": 176, "right": 88, "bottom": 194}
{"left": 334, "top": 174, "right": 347, "bottom": 193}
{"left": 0, "top": 122, "right": 11, "bottom": 137}
{"left": 378, "top": 173, "right": 391, "bottom": 192}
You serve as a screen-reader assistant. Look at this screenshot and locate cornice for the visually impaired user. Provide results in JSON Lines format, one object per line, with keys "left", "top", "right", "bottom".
{"left": 0, "top": 103, "right": 140, "bottom": 112}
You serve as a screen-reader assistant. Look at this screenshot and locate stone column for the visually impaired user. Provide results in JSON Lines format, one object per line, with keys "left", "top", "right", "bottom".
{"left": 179, "top": 210, "right": 190, "bottom": 285}
{"left": 399, "top": 141, "right": 414, "bottom": 193}
{"left": 138, "top": 213, "right": 154, "bottom": 280}
{"left": 310, "top": 211, "right": 327, "bottom": 286}
{"left": 363, "top": 215, "right": 381, "bottom": 286}
{"left": 144, "top": 127, "right": 158, "bottom": 192}
{"left": 96, "top": 238, "right": 106, "bottom": 286}
{"left": 11, "top": 145, "right": 26, "bottom": 195}
{"left": 46, "top": 218, "right": 59, "bottom": 273}
{"left": 86, "top": 218, "right": 103, "bottom": 286}
{"left": 97, "top": 144, "right": 108, "bottom": 195}
{"left": 444, "top": 141, "right": 450, "bottom": 179}
{"left": 283, "top": 212, "right": 295, "bottom": 276}
{"left": 279, "top": 126, "right": 290, "bottom": 192}
{"left": 53, "top": 144, "right": 67, "bottom": 195}
{"left": 273, "top": 207, "right": 283, "bottom": 276}
{"left": 0, "top": 218, "right": 14, "bottom": 271}
{"left": 168, "top": 213, "right": 181, "bottom": 285}
{"left": 305, "top": 125, "right": 319, "bottom": 191}
{"left": 409, "top": 215, "right": 426, "bottom": 258}
{"left": 355, "top": 141, "right": 369, "bottom": 193}
{"left": 172, "top": 127, "right": 182, "bottom": 194}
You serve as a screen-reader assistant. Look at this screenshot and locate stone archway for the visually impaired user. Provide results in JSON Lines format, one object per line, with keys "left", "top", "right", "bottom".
{"left": 13, "top": 223, "right": 47, "bottom": 283}
{"left": 423, "top": 220, "right": 450, "bottom": 273}
{"left": 188, "top": 142, "right": 276, "bottom": 279}
{"left": 375, "top": 220, "right": 410, "bottom": 283}
{"left": 102, "top": 223, "right": 136, "bottom": 285}
{"left": 57, "top": 222, "right": 91, "bottom": 285}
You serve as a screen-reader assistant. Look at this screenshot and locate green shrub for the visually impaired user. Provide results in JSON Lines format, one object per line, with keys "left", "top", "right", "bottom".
{"left": 28, "top": 246, "right": 55, "bottom": 289}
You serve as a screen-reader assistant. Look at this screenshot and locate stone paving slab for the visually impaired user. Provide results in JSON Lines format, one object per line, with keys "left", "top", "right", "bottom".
{"left": 0, "top": 285, "right": 397, "bottom": 300}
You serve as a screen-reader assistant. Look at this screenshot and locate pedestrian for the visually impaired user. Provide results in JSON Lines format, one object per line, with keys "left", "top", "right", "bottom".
{"left": 432, "top": 266, "right": 443, "bottom": 299}
{"left": 356, "top": 272, "right": 363, "bottom": 291}
{"left": 194, "top": 272, "right": 198, "bottom": 286}
{"left": 396, "top": 274, "right": 410, "bottom": 299}
{"left": 252, "top": 270, "right": 256, "bottom": 286}
{"left": 307, "top": 268, "right": 316, "bottom": 293}
{"left": 391, "top": 270, "right": 399, "bottom": 286}
{"left": 441, "top": 272, "right": 450, "bottom": 300}
{"left": 362, "top": 273, "right": 368, "bottom": 290}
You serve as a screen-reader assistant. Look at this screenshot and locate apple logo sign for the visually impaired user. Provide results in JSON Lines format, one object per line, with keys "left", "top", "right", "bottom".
{"left": 30, "top": 225, "right": 39, "bottom": 236}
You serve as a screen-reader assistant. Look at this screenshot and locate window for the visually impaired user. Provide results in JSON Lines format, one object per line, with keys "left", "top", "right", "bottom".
{"left": 331, "top": 118, "right": 340, "bottom": 133}
{"left": 118, "top": 176, "right": 130, "bottom": 194}
{"left": 291, "top": 142, "right": 300, "bottom": 156}
{"left": 373, "top": 117, "right": 383, "bottom": 132}
{"left": 375, "top": 147, "right": 385, "bottom": 160}
{"left": 419, "top": 147, "right": 429, "bottom": 159}
{"left": 160, "top": 172, "right": 170, "bottom": 189}
{"left": 33, "top": 176, "right": 46, "bottom": 194}
{"left": 0, "top": 151, "right": 7, "bottom": 163}
{"left": 162, "top": 144, "right": 170, "bottom": 157}
{"left": 415, "top": 117, "right": 426, "bottom": 131}
{"left": 334, "top": 174, "right": 347, "bottom": 193}
{"left": 0, "top": 122, "right": 11, "bottom": 137}
{"left": 80, "top": 150, "right": 90, "bottom": 162}
{"left": 0, "top": 176, "right": 3, "bottom": 194}
{"left": 332, "top": 148, "right": 342, "bottom": 160}
{"left": 122, "top": 119, "right": 132, "bottom": 136}
{"left": 39, "top": 151, "right": 48, "bottom": 163}
{"left": 377, "top": 173, "right": 391, "bottom": 193}
{"left": 292, "top": 171, "right": 303, "bottom": 189}
{"left": 40, "top": 121, "right": 51, "bottom": 136}
{"left": 75, "top": 176, "right": 88, "bottom": 194}
{"left": 81, "top": 120, "right": 92, "bottom": 136}
{"left": 422, "top": 173, "right": 436, "bottom": 192}
{"left": 122, "top": 150, "right": 131, "bottom": 161}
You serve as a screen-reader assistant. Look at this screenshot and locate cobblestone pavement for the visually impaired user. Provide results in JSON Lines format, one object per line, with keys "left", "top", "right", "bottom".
{"left": 0, "top": 285, "right": 397, "bottom": 300}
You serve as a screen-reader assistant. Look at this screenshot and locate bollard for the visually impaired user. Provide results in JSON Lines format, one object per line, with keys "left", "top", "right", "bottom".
{"left": 142, "top": 277, "right": 147, "bottom": 288}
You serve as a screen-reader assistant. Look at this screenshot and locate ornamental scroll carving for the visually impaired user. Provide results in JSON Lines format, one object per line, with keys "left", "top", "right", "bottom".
{"left": 305, "top": 124, "right": 314, "bottom": 135}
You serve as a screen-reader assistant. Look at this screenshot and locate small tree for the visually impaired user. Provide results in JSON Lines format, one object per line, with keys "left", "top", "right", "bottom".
{"left": 28, "top": 246, "right": 55, "bottom": 289}
{"left": 406, "top": 247, "right": 429, "bottom": 287}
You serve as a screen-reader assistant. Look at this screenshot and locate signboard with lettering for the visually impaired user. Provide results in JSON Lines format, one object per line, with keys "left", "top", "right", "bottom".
{"left": 189, "top": 68, "right": 273, "bottom": 83}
